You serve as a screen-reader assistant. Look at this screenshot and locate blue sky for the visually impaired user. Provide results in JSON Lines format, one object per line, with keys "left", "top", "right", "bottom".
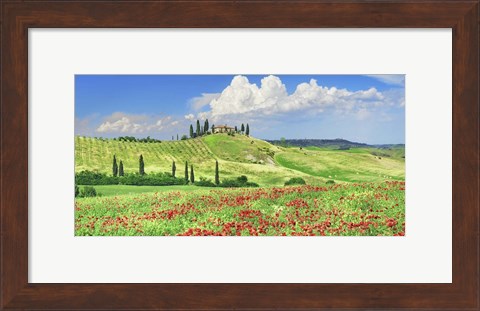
{"left": 75, "top": 74, "right": 405, "bottom": 144}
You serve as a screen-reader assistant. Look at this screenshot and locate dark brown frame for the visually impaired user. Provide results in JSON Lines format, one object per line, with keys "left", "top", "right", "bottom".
{"left": 1, "top": 1, "right": 478, "bottom": 310}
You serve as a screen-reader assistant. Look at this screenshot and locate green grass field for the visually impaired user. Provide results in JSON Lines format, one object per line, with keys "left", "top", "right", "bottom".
{"left": 78, "top": 184, "right": 216, "bottom": 197}
{"left": 75, "top": 134, "right": 405, "bottom": 186}
{"left": 275, "top": 147, "right": 405, "bottom": 182}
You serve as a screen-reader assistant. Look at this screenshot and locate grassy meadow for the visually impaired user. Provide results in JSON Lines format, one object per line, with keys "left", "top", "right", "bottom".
{"left": 76, "top": 181, "right": 405, "bottom": 236}
{"left": 75, "top": 133, "right": 405, "bottom": 236}
{"left": 78, "top": 184, "right": 216, "bottom": 197}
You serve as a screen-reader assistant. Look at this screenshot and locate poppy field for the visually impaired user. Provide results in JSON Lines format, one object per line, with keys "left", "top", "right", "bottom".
{"left": 75, "top": 180, "right": 405, "bottom": 236}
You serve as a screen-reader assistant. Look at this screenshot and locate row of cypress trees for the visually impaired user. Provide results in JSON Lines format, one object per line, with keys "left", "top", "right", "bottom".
{"left": 112, "top": 154, "right": 144, "bottom": 176}
{"left": 189, "top": 119, "right": 210, "bottom": 138}
{"left": 112, "top": 155, "right": 220, "bottom": 185}
{"left": 112, "top": 155, "right": 125, "bottom": 177}
{"left": 183, "top": 160, "right": 220, "bottom": 185}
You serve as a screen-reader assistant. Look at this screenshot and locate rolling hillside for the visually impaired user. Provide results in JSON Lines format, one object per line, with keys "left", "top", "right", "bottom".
{"left": 75, "top": 134, "right": 405, "bottom": 186}
{"left": 275, "top": 147, "right": 404, "bottom": 182}
{"left": 75, "top": 136, "right": 215, "bottom": 173}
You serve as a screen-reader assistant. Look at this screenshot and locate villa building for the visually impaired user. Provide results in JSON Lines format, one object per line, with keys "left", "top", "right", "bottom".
{"left": 213, "top": 125, "right": 235, "bottom": 134}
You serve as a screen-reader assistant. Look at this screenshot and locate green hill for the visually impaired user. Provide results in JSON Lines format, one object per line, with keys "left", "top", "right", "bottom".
{"left": 75, "top": 136, "right": 215, "bottom": 173}
{"left": 275, "top": 147, "right": 404, "bottom": 182}
{"left": 203, "top": 133, "right": 280, "bottom": 165}
{"left": 75, "top": 134, "right": 405, "bottom": 186}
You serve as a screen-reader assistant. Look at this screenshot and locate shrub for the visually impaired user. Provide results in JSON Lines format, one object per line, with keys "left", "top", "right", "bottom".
{"left": 326, "top": 180, "right": 335, "bottom": 185}
{"left": 237, "top": 175, "right": 248, "bottom": 183}
{"left": 284, "top": 177, "right": 306, "bottom": 186}
{"left": 75, "top": 170, "right": 187, "bottom": 186}
{"left": 81, "top": 186, "right": 97, "bottom": 197}
{"left": 195, "top": 177, "right": 216, "bottom": 187}
{"left": 219, "top": 175, "right": 259, "bottom": 188}
{"left": 220, "top": 179, "right": 242, "bottom": 187}
{"left": 75, "top": 170, "right": 117, "bottom": 185}
{"left": 121, "top": 172, "right": 186, "bottom": 186}
{"left": 75, "top": 184, "right": 80, "bottom": 197}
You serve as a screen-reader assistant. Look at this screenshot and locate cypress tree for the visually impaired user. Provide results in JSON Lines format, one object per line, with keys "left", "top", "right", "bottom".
{"left": 177, "top": 134, "right": 179, "bottom": 140}
{"left": 119, "top": 160, "right": 124, "bottom": 176}
{"left": 201, "top": 125, "right": 204, "bottom": 136}
{"left": 112, "top": 155, "right": 118, "bottom": 177}
{"left": 215, "top": 160, "right": 220, "bottom": 185}
{"left": 196, "top": 120, "right": 200, "bottom": 137}
{"left": 241, "top": 123, "right": 245, "bottom": 133}
{"left": 212, "top": 124, "right": 215, "bottom": 133}
{"left": 204, "top": 119, "right": 209, "bottom": 133}
{"left": 139, "top": 154, "right": 145, "bottom": 175}
{"left": 172, "top": 161, "right": 176, "bottom": 178}
{"left": 190, "top": 165, "right": 195, "bottom": 183}
{"left": 190, "top": 124, "right": 194, "bottom": 138}
{"left": 185, "top": 161, "right": 189, "bottom": 182}
{"left": 235, "top": 125, "right": 238, "bottom": 132}
{"left": 246, "top": 123, "right": 250, "bottom": 136}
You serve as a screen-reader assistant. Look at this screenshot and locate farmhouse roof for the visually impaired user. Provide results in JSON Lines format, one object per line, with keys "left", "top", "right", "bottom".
{"left": 215, "top": 125, "right": 234, "bottom": 129}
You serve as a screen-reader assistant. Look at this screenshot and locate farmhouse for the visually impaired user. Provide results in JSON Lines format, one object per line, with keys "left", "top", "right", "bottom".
{"left": 214, "top": 125, "right": 235, "bottom": 134}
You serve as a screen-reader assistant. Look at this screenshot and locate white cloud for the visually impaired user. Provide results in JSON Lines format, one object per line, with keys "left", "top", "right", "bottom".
{"left": 365, "top": 75, "right": 405, "bottom": 86}
{"left": 206, "top": 75, "right": 393, "bottom": 121}
{"left": 96, "top": 112, "right": 177, "bottom": 134}
{"left": 97, "top": 116, "right": 143, "bottom": 133}
{"left": 189, "top": 93, "right": 220, "bottom": 111}
{"left": 184, "top": 114, "right": 195, "bottom": 121}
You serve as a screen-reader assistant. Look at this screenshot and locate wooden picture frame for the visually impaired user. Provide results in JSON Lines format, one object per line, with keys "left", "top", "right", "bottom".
{"left": 1, "top": 1, "right": 478, "bottom": 309}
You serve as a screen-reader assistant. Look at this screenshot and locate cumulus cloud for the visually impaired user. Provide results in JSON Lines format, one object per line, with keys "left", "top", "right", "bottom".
{"left": 206, "top": 75, "right": 396, "bottom": 122}
{"left": 189, "top": 93, "right": 220, "bottom": 111}
{"left": 184, "top": 114, "right": 195, "bottom": 121}
{"left": 96, "top": 112, "right": 177, "bottom": 134}
{"left": 97, "top": 116, "right": 143, "bottom": 133}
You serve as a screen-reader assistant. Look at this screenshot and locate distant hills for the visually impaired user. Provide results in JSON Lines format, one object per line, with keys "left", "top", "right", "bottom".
{"left": 265, "top": 138, "right": 405, "bottom": 150}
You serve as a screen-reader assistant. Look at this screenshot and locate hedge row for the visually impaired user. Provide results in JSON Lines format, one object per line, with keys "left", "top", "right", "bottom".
{"left": 75, "top": 170, "right": 187, "bottom": 186}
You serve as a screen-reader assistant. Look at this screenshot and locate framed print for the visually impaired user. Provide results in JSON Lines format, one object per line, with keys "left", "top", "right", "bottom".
{"left": 30, "top": 29, "right": 449, "bottom": 284}
{"left": 1, "top": 1, "right": 478, "bottom": 310}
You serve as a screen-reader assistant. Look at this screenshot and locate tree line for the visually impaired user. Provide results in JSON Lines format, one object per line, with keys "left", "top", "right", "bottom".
{"left": 110, "top": 154, "right": 219, "bottom": 185}
{"left": 76, "top": 154, "right": 258, "bottom": 188}
{"left": 114, "top": 136, "right": 162, "bottom": 143}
